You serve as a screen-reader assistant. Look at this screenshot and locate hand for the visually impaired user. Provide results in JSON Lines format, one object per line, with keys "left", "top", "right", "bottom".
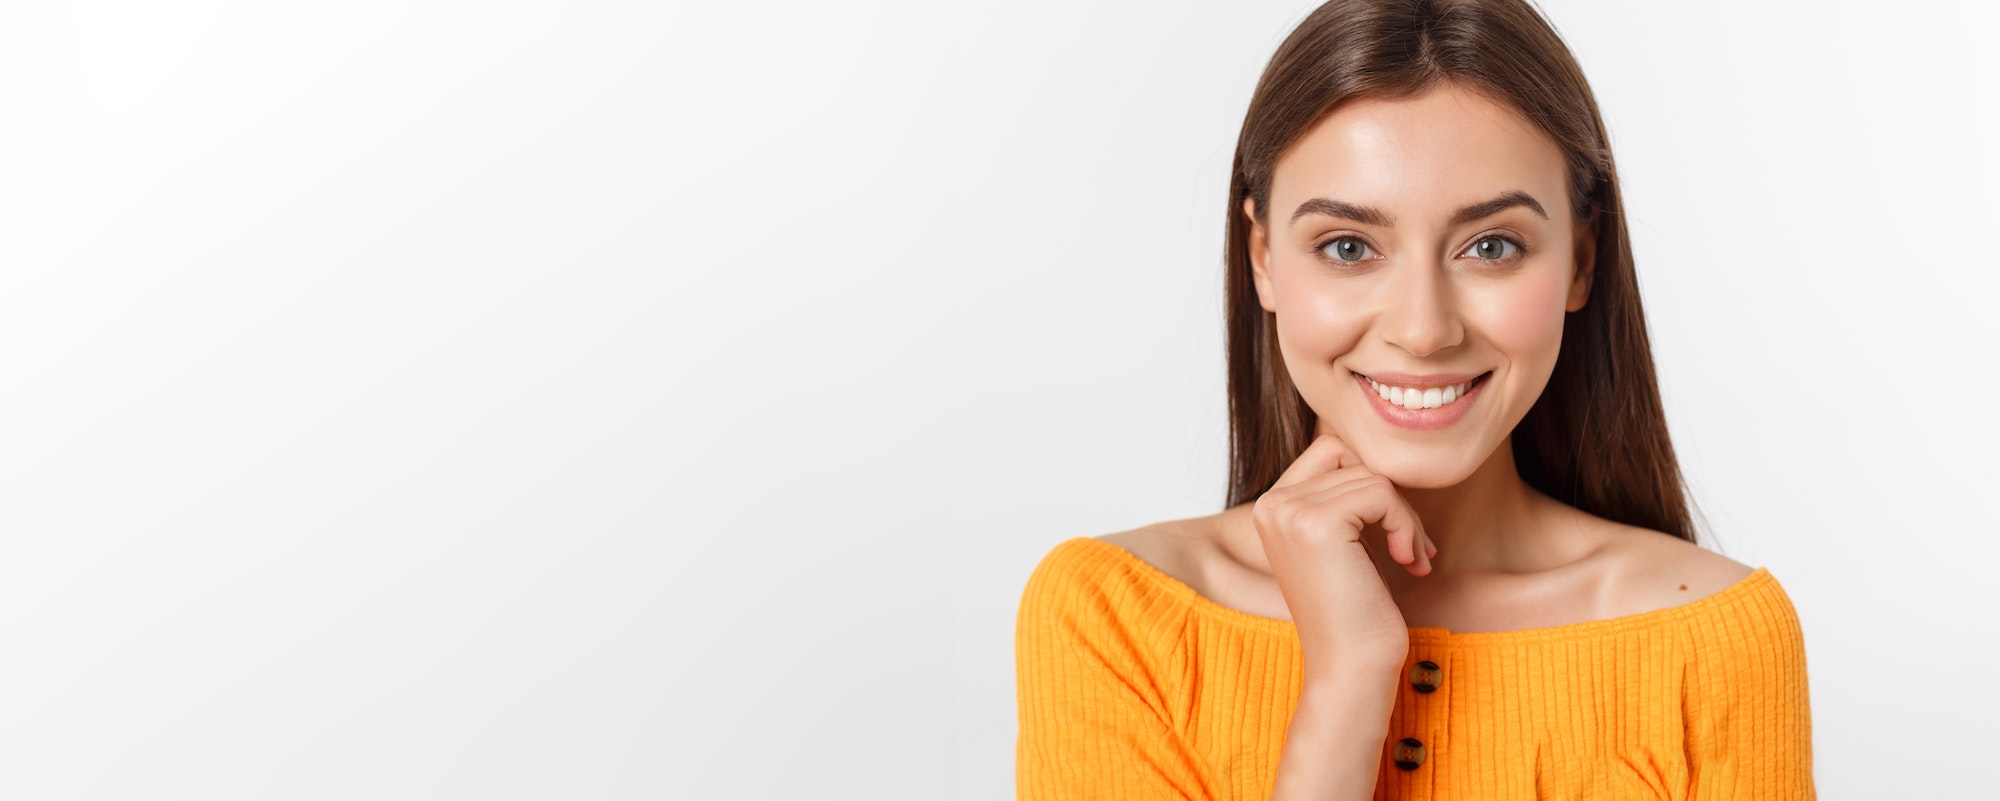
{"left": 1250, "top": 431, "right": 1437, "bottom": 676}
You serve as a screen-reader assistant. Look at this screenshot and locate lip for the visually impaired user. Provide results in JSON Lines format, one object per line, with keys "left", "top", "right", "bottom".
{"left": 1353, "top": 370, "right": 1487, "bottom": 389}
{"left": 1353, "top": 369, "right": 1492, "bottom": 431}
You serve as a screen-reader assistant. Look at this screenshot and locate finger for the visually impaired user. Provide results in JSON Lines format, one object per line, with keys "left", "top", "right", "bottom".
{"left": 1374, "top": 483, "right": 1427, "bottom": 568}
{"left": 1295, "top": 473, "right": 1417, "bottom": 565}
{"left": 1278, "top": 464, "right": 1381, "bottom": 500}
{"left": 1269, "top": 432, "right": 1364, "bottom": 492}
{"left": 1406, "top": 522, "right": 1426, "bottom": 573}
{"left": 1291, "top": 469, "right": 1390, "bottom": 526}
{"left": 1258, "top": 467, "right": 1376, "bottom": 551}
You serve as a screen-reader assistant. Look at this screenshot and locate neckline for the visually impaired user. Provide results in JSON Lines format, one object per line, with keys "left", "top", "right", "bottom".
{"left": 1073, "top": 535, "right": 1776, "bottom": 646}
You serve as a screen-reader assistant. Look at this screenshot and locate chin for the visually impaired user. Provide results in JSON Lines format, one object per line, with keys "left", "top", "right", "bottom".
{"left": 1371, "top": 461, "right": 1475, "bottom": 490}
{"left": 1344, "top": 440, "right": 1483, "bottom": 489}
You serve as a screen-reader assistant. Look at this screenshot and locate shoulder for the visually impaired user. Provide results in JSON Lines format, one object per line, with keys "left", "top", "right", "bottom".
{"left": 1016, "top": 526, "right": 1207, "bottom": 684}
{"left": 1599, "top": 521, "right": 1762, "bottom": 618}
{"left": 1094, "top": 517, "right": 1217, "bottom": 590}
{"left": 1018, "top": 519, "right": 1210, "bottom": 628}
{"left": 1592, "top": 522, "right": 1804, "bottom": 654}
{"left": 1018, "top": 510, "right": 1240, "bottom": 630}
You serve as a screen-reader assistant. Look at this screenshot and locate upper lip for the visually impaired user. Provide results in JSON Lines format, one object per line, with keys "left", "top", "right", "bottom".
{"left": 1354, "top": 370, "right": 1491, "bottom": 389}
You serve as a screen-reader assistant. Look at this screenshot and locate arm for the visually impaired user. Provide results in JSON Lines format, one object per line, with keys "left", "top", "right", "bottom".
{"left": 1014, "top": 546, "right": 1209, "bottom": 800}
{"left": 1269, "top": 666, "right": 1401, "bottom": 801}
{"left": 1684, "top": 575, "right": 1817, "bottom": 799}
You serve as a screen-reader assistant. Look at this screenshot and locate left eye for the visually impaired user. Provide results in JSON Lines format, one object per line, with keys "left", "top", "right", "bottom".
{"left": 1466, "top": 235, "right": 1522, "bottom": 261}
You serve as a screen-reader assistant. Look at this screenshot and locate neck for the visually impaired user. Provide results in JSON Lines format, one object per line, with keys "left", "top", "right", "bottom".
{"left": 1394, "top": 437, "right": 1564, "bottom": 577}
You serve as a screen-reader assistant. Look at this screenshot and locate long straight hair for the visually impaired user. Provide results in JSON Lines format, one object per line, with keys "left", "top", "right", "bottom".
{"left": 1223, "top": 0, "right": 1706, "bottom": 545}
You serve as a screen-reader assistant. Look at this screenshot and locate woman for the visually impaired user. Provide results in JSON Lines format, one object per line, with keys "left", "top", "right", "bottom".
{"left": 1014, "top": 1, "right": 1815, "bottom": 799}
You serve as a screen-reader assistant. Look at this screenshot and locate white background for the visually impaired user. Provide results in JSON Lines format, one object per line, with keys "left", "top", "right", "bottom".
{"left": 2, "top": 1, "right": 1994, "bottom": 798}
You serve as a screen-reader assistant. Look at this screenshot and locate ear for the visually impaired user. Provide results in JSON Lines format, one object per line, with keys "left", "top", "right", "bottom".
{"left": 1566, "top": 221, "right": 1596, "bottom": 313}
{"left": 1243, "top": 196, "right": 1278, "bottom": 313}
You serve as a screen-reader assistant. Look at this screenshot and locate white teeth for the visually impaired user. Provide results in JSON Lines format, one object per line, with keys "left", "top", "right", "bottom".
{"left": 1366, "top": 375, "right": 1481, "bottom": 410}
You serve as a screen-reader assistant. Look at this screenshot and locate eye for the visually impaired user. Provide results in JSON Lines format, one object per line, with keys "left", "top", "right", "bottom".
{"left": 1463, "top": 234, "right": 1529, "bottom": 264}
{"left": 1313, "top": 235, "right": 1376, "bottom": 266}
{"left": 1310, "top": 232, "right": 1532, "bottom": 270}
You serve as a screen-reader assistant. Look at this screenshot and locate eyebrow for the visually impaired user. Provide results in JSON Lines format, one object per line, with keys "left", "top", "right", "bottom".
{"left": 1287, "top": 190, "right": 1549, "bottom": 229}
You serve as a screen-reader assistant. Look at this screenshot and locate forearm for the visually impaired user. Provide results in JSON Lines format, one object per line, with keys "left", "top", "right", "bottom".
{"left": 1268, "top": 665, "right": 1400, "bottom": 801}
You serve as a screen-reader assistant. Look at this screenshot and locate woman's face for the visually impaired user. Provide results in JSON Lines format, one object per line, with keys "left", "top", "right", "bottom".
{"left": 1244, "top": 82, "right": 1595, "bottom": 489}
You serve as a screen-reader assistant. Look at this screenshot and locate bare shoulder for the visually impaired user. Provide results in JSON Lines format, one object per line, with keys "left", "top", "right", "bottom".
{"left": 1093, "top": 508, "right": 1250, "bottom": 597}
{"left": 1602, "top": 520, "right": 1758, "bottom": 614}
{"left": 1094, "top": 516, "right": 1212, "bottom": 587}
{"left": 1095, "top": 506, "right": 1295, "bottom": 621}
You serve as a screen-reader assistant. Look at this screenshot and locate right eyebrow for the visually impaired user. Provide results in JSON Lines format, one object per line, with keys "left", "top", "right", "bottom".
{"left": 1288, "top": 190, "right": 1550, "bottom": 230}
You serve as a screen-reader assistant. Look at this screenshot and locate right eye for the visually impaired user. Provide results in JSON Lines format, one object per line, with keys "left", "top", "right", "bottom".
{"left": 1315, "top": 235, "right": 1376, "bottom": 266}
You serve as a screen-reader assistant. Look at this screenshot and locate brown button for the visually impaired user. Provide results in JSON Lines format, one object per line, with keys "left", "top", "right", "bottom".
{"left": 1409, "top": 659, "right": 1441, "bottom": 694}
{"left": 1392, "top": 737, "right": 1426, "bottom": 770}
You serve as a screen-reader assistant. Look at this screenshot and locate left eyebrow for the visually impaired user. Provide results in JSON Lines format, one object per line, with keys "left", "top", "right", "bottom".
{"left": 1287, "top": 190, "right": 1550, "bottom": 230}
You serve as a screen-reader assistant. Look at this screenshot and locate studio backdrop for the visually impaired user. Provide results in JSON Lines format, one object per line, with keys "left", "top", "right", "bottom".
{"left": 0, "top": 1, "right": 1993, "bottom": 799}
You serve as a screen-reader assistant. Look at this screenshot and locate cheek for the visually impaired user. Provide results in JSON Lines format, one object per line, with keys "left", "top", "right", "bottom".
{"left": 1471, "top": 272, "right": 1570, "bottom": 368}
{"left": 1271, "top": 271, "right": 1366, "bottom": 366}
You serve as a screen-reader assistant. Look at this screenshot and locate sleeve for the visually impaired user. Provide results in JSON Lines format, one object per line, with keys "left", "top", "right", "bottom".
{"left": 1014, "top": 540, "right": 1211, "bottom": 801}
{"left": 1682, "top": 572, "right": 1817, "bottom": 800}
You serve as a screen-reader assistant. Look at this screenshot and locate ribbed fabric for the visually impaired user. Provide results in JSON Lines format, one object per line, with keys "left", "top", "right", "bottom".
{"left": 1015, "top": 536, "right": 1814, "bottom": 800}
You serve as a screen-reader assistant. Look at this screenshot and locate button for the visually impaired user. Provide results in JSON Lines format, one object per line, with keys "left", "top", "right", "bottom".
{"left": 1409, "top": 659, "right": 1441, "bottom": 694}
{"left": 1392, "top": 737, "right": 1426, "bottom": 770}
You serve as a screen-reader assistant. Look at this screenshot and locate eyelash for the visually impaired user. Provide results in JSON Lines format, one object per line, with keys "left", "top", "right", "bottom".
{"left": 1309, "top": 233, "right": 1532, "bottom": 270}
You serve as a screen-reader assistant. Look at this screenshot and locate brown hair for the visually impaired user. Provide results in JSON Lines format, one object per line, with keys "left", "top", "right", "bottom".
{"left": 1223, "top": 0, "right": 1707, "bottom": 546}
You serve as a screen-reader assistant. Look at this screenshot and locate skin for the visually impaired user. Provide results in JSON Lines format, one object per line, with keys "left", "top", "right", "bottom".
{"left": 1105, "top": 82, "right": 1752, "bottom": 631}
{"left": 1244, "top": 80, "right": 1589, "bottom": 583}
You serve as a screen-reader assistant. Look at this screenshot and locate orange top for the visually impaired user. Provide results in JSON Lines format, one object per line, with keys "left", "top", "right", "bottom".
{"left": 1015, "top": 536, "right": 1815, "bottom": 800}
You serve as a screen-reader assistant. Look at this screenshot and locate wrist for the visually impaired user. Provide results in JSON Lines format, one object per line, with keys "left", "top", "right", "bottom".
{"left": 1302, "top": 661, "right": 1404, "bottom": 703}
{"left": 1308, "top": 654, "right": 1406, "bottom": 685}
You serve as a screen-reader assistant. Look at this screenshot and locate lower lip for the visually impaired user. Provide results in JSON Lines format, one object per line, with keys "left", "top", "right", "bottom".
{"left": 1353, "top": 371, "right": 1492, "bottom": 431}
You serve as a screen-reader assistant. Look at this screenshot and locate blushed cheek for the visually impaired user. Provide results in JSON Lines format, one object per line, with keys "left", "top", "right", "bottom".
{"left": 1271, "top": 276, "right": 1373, "bottom": 434}
{"left": 1478, "top": 273, "right": 1570, "bottom": 368}
{"left": 1274, "top": 274, "right": 1367, "bottom": 367}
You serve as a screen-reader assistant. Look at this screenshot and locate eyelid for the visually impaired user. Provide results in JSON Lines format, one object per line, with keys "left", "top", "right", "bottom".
{"left": 1310, "top": 230, "right": 1528, "bottom": 267}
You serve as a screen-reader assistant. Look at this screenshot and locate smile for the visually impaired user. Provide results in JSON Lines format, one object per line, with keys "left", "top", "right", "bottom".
{"left": 1352, "top": 371, "right": 1493, "bottom": 431}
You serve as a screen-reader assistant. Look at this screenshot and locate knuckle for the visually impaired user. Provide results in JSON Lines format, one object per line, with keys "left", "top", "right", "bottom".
{"left": 1292, "top": 506, "right": 1344, "bottom": 544}
{"left": 1251, "top": 493, "right": 1283, "bottom": 524}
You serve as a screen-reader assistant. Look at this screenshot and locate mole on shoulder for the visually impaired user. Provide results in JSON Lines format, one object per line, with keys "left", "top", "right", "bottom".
{"left": 1678, "top": 584, "right": 1688, "bottom": 591}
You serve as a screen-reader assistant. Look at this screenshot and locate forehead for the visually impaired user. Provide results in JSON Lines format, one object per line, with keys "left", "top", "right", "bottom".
{"left": 1270, "top": 83, "right": 1571, "bottom": 224}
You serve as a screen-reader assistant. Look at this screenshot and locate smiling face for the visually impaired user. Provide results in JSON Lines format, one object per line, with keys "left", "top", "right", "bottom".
{"left": 1243, "top": 82, "right": 1596, "bottom": 488}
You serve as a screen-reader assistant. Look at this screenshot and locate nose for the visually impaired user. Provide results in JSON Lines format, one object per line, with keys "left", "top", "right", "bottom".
{"left": 1376, "top": 257, "right": 1464, "bottom": 359}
